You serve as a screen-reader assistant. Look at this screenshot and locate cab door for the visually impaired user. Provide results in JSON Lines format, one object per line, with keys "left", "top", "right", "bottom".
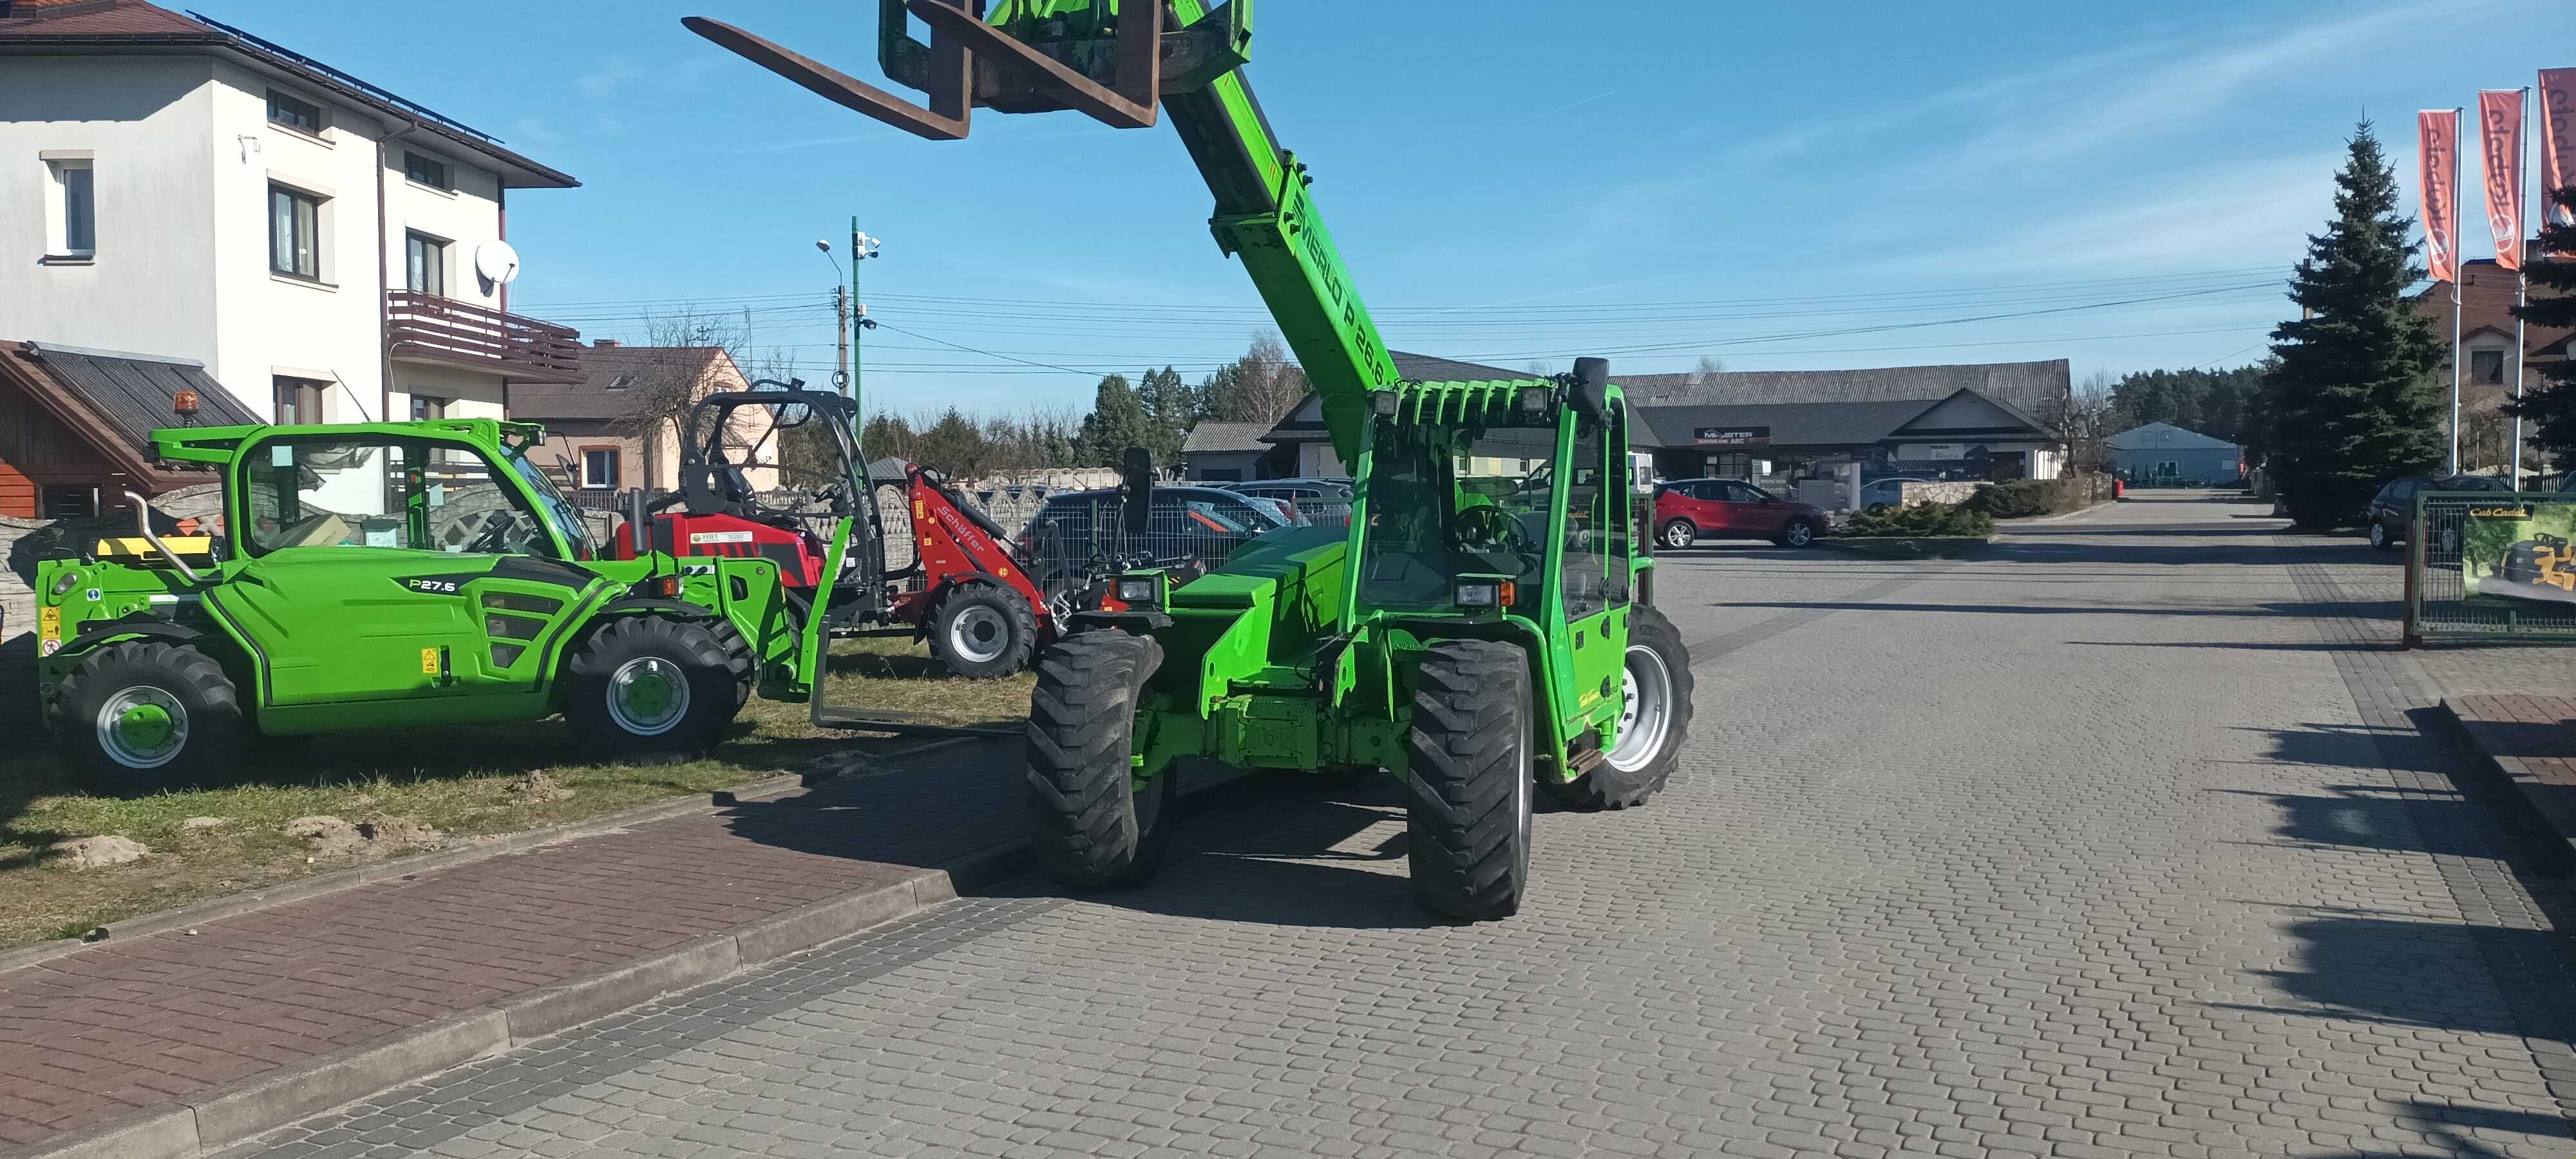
{"left": 1552, "top": 419, "right": 1631, "bottom": 753}
{"left": 212, "top": 432, "right": 594, "bottom": 706}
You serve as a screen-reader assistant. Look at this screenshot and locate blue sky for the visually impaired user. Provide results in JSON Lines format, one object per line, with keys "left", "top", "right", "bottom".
{"left": 203, "top": 0, "right": 2565, "bottom": 413}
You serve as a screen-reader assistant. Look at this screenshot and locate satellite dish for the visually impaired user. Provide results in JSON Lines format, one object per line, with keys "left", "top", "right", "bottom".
{"left": 473, "top": 240, "right": 522, "bottom": 286}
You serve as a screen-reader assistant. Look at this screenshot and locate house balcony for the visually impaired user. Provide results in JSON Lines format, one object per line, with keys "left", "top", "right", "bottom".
{"left": 385, "top": 291, "right": 583, "bottom": 384}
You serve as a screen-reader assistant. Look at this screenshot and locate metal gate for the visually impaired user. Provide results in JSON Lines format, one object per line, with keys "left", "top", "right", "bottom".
{"left": 2404, "top": 491, "right": 2576, "bottom": 645}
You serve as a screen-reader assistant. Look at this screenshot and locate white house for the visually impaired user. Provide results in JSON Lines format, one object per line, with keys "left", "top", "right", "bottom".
{"left": 0, "top": 0, "right": 580, "bottom": 439}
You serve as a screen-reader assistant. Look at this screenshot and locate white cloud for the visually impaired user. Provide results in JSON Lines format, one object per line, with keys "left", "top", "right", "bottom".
{"left": 576, "top": 57, "right": 645, "bottom": 100}
{"left": 1880, "top": 153, "right": 2340, "bottom": 278}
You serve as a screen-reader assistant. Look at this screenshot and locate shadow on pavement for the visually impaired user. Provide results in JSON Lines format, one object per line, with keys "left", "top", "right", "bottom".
{"left": 1727, "top": 598, "right": 2396, "bottom": 620}
{"left": 2214, "top": 910, "right": 2569, "bottom": 1038}
{"left": 2070, "top": 639, "right": 2378, "bottom": 652}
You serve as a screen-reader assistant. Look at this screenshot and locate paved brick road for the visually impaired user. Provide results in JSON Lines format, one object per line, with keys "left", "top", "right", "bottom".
{"left": 225, "top": 494, "right": 2576, "bottom": 1159}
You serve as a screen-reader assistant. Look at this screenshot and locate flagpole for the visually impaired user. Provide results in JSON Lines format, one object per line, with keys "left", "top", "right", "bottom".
{"left": 2512, "top": 88, "right": 2530, "bottom": 486}
{"left": 2449, "top": 106, "right": 2465, "bottom": 476}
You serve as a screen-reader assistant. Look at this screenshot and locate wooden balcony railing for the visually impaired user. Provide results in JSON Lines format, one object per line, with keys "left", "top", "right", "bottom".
{"left": 385, "top": 290, "right": 583, "bottom": 383}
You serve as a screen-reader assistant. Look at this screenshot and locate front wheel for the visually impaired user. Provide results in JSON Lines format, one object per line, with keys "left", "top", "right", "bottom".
{"left": 930, "top": 584, "right": 1040, "bottom": 679}
{"left": 1776, "top": 517, "right": 1817, "bottom": 548}
{"left": 1406, "top": 641, "right": 1534, "bottom": 921}
{"left": 53, "top": 641, "right": 245, "bottom": 793}
{"left": 562, "top": 617, "right": 736, "bottom": 755}
{"left": 1659, "top": 520, "right": 1697, "bottom": 550}
{"left": 1542, "top": 607, "right": 1696, "bottom": 811}
{"left": 1026, "top": 632, "right": 1173, "bottom": 889}
{"left": 2369, "top": 521, "right": 2393, "bottom": 551}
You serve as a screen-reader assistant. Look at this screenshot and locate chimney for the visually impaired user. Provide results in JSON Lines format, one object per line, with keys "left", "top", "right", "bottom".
{"left": 592, "top": 339, "right": 620, "bottom": 348}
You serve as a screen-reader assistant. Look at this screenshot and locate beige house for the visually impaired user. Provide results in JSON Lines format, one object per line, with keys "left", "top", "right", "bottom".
{"left": 512, "top": 342, "right": 778, "bottom": 501}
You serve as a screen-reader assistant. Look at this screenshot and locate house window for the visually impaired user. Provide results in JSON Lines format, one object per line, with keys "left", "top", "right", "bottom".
{"left": 581, "top": 448, "right": 621, "bottom": 490}
{"left": 402, "top": 151, "right": 448, "bottom": 189}
{"left": 269, "top": 185, "right": 322, "bottom": 279}
{"left": 405, "top": 231, "right": 447, "bottom": 296}
{"left": 410, "top": 394, "right": 449, "bottom": 421}
{"left": 606, "top": 374, "right": 633, "bottom": 391}
{"left": 40, "top": 485, "right": 97, "bottom": 519}
{"left": 46, "top": 160, "right": 95, "bottom": 257}
{"left": 274, "top": 375, "right": 327, "bottom": 425}
{"left": 2471, "top": 350, "right": 2505, "bottom": 384}
{"left": 266, "top": 89, "right": 323, "bottom": 134}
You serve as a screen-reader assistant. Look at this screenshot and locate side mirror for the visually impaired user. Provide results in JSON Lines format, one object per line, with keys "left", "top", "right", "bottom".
{"left": 1121, "top": 446, "right": 1154, "bottom": 537}
{"left": 1570, "top": 357, "right": 1613, "bottom": 429}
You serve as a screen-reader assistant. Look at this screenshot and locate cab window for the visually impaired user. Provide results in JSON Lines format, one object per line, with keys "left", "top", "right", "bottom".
{"left": 242, "top": 436, "right": 554, "bottom": 558}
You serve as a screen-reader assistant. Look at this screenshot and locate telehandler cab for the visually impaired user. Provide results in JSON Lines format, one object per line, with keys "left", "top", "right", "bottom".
{"left": 696, "top": 0, "right": 1697, "bottom": 919}
{"left": 31, "top": 388, "right": 1003, "bottom": 793}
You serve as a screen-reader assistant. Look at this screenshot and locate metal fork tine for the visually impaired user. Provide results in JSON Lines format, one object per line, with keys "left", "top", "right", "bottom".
{"left": 682, "top": 15, "right": 972, "bottom": 141}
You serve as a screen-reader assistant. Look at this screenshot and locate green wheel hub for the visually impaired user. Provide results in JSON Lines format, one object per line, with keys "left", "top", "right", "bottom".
{"left": 606, "top": 657, "right": 691, "bottom": 737}
{"left": 96, "top": 687, "right": 189, "bottom": 769}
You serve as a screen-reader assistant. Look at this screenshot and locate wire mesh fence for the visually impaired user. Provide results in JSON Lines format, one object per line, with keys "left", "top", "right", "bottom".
{"left": 2406, "top": 491, "right": 2576, "bottom": 645}
{"left": 1020, "top": 491, "right": 1303, "bottom": 588}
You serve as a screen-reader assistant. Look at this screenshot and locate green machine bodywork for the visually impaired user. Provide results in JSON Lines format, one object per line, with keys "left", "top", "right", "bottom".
{"left": 694, "top": 0, "right": 1695, "bottom": 919}
{"left": 30, "top": 412, "right": 934, "bottom": 789}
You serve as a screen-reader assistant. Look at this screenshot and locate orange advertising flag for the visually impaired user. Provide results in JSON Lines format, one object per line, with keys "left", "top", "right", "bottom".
{"left": 2479, "top": 89, "right": 2526, "bottom": 271}
{"left": 2420, "top": 109, "right": 2461, "bottom": 283}
{"left": 2543, "top": 69, "right": 2576, "bottom": 229}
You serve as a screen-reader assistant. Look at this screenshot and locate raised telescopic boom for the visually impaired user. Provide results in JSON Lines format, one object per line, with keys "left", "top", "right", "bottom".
{"left": 684, "top": 0, "right": 1399, "bottom": 469}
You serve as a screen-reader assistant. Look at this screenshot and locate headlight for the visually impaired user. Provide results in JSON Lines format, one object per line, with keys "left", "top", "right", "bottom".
{"left": 1371, "top": 390, "right": 1400, "bottom": 417}
{"left": 1455, "top": 580, "right": 1515, "bottom": 608}
{"left": 1116, "top": 578, "right": 1160, "bottom": 605}
{"left": 1518, "top": 386, "right": 1551, "bottom": 413}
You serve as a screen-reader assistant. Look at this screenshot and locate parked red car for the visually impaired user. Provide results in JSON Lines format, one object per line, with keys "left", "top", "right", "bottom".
{"left": 1654, "top": 478, "right": 1829, "bottom": 549}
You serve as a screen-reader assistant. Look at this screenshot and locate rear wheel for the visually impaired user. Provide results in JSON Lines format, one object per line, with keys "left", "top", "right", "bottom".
{"left": 1406, "top": 641, "right": 1534, "bottom": 921}
{"left": 562, "top": 617, "right": 735, "bottom": 755}
{"left": 1025, "top": 632, "right": 1172, "bottom": 889}
{"left": 2369, "top": 521, "right": 2393, "bottom": 551}
{"left": 1776, "top": 517, "right": 1817, "bottom": 548}
{"left": 1542, "top": 607, "right": 1695, "bottom": 811}
{"left": 1659, "top": 520, "right": 1697, "bottom": 550}
{"left": 53, "top": 641, "right": 245, "bottom": 793}
{"left": 930, "top": 584, "right": 1039, "bottom": 679}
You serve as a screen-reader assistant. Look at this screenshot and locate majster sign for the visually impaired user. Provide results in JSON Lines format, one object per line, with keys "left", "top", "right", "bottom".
{"left": 1693, "top": 426, "right": 1772, "bottom": 447}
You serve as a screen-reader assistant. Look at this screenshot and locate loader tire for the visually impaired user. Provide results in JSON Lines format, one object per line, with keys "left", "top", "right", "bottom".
{"left": 562, "top": 616, "right": 735, "bottom": 755}
{"left": 1406, "top": 640, "right": 1534, "bottom": 921}
{"left": 1025, "top": 631, "right": 1171, "bottom": 890}
{"left": 931, "top": 583, "right": 1040, "bottom": 680}
{"left": 53, "top": 641, "right": 245, "bottom": 794}
{"left": 706, "top": 617, "right": 757, "bottom": 713}
{"left": 1541, "top": 605, "right": 1695, "bottom": 811}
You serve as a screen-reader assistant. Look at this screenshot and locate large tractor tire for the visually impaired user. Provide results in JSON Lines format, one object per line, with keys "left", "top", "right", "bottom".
{"left": 1541, "top": 606, "right": 1696, "bottom": 811}
{"left": 930, "top": 583, "right": 1040, "bottom": 680}
{"left": 1406, "top": 640, "right": 1535, "bottom": 921}
{"left": 1025, "top": 631, "right": 1173, "bottom": 890}
{"left": 53, "top": 640, "right": 246, "bottom": 793}
{"left": 562, "top": 617, "right": 735, "bottom": 755}
{"left": 706, "top": 617, "right": 757, "bottom": 713}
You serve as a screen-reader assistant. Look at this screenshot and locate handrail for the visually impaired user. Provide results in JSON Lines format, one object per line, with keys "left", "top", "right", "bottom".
{"left": 120, "top": 491, "right": 205, "bottom": 584}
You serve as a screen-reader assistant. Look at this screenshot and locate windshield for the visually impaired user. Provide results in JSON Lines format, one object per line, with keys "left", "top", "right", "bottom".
{"left": 1359, "top": 422, "right": 1553, "bottom": 612}
{"left": 506, "top": 445, "right": 599, "bottom": 560}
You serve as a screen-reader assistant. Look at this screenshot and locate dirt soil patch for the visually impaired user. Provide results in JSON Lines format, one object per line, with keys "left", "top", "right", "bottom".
{"left": 0, "top": 637, "right": 1032, "bottom": 949}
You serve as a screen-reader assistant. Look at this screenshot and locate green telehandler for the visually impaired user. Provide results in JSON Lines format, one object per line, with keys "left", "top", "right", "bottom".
{"left": 694, "top": 0, "right": 1697, "bottom": 919}
{"left": 30, "top": 385, "right": 999, "bottom": 793}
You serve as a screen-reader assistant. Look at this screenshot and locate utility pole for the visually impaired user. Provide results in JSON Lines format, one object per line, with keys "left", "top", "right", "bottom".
{"left": 833, "top": 284, "right": 852, "bottom": 397}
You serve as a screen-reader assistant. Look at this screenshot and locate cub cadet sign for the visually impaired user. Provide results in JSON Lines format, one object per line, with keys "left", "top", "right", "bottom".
{"left": 1692, "top": 426, "right": 1772, "bottom": 447}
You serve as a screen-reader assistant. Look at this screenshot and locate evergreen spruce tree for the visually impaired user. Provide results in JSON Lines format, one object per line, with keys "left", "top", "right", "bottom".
{"left": 1078, "top": 373, "right": 1156, "bottom": 467}
{"left": 2256, "top": 123, "right": 2447, "bottom": 525}
{"left": 2506, "top": 187, "right": 2576, "bottom": 467}
{"left": 1137, "top": 365, "right": 1195, "bottom": 466}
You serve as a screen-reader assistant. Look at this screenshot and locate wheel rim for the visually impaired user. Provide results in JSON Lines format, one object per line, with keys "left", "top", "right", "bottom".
{"left": 1604, "top": 644, "right": 1674, "bottom": 773}
{"left": 1515, "top": 692, "right": 1533, "bottom": 885}
{"left": 1786, "top": 522, "right": 1813, "bottom": 547}
{"left": 1664, "top": 523, "right": 1692, "bottom": 548}
{"left": 97, "top": 686, "right": 189, "bottom": 769}
{"left": 606, "top": 657, "right": 691, "bottom": 736}
{"left": 947, "top": 605, "right": 1011, "bottom": 664}
{"left": 2371, "top": 523, "right": 2387, "bottom": 547}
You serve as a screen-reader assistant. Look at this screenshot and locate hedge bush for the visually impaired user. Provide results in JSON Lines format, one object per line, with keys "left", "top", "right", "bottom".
{"left": 1835, "top": 501, "right": 1993, "bottom": 538}
{"left": 1961, "top": 479, "right": 2056, "bottom": 518}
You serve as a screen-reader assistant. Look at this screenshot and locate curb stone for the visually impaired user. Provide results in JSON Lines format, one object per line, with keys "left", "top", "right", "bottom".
{"left": 0, "top": 783, "right": 1023, "bottom": 1159}
{"left": 0, "top": 735, "right": 978, "bottom": 975}
{"left": 2431, "top": 699, "right": 2576, "bottom": 871}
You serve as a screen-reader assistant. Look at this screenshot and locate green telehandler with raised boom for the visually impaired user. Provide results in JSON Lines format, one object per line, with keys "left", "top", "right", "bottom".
{"left": 694, "top": 0, "right": 1698, "bottom": 919}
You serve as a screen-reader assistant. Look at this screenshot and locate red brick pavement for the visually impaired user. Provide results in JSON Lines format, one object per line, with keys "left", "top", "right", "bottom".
{"left": 2447, "top": 693, "right": 2576, "bottom": 847}
{"left": 0, "top": 740, "right": 1022, "bottom": 1149}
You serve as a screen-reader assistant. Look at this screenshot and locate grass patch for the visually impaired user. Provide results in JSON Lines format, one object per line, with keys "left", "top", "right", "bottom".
{"left": 0, "top": 636, "right": 1032, "bottom": 950}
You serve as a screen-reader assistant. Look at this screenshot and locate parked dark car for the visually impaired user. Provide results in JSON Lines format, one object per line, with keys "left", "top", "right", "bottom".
{"left": 2363, "top": 474, "right": 2514, "bottom": 550}
{"left": 1017, "top": 485, "right": 1292, "bottom": 580}
{"left": 1214, "top": 478, "right": 1353, "bottom": 525}
{"left": 1653, "top": 478, "right": 1830, "bottom": 549}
